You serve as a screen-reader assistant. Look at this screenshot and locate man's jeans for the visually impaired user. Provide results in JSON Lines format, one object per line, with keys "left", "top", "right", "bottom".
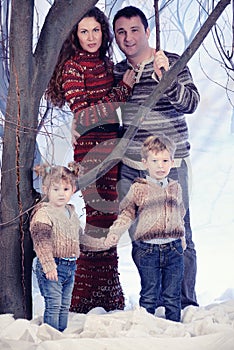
{"left": 132, "top": 239, "right": 184, "bottom": 322}
{"left": 36, "top": 258, "right": 76, "bottom": 331}
{"left": 118, "top": 160, "right": 198, "bottom": 309}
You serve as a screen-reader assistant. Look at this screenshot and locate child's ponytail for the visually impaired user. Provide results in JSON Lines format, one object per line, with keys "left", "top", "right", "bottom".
{"left": 33, "top": 162, "right": 80, "bottom": 190}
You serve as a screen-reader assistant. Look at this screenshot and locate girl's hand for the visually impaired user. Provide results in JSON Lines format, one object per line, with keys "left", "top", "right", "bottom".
{"left": 46, "top": 269, "right": 58, "bottom": 281}
{"left": 123, "top": 69, "right": 136, "bottom": 88}
{"left": 154, "top": 50, "right": 170, "bottom": 79}
{"left": 104, "top": 234, "right": 119, "bottom": 247}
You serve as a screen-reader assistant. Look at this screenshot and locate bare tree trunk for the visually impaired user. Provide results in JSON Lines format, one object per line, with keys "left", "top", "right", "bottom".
{"left": 0, "top": 0, "right": 36, "bottom": 320}
{"left": 0, "top": 0, "right": 98, "bottom": 320}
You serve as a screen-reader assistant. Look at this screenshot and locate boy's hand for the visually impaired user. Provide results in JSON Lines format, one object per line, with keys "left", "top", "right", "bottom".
{"left": 181, "top": 237, "right": 187, "bottom": 251}
{"left": 104, "top": 234, "right": 119, "bottom": 247}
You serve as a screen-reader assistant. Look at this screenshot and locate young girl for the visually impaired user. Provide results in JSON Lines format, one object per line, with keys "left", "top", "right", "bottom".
{"left": 30, "top": 163, "right": 105, "bottom": 331}
{"left": 45, "top": 7, "right": 135, "bottom": 314}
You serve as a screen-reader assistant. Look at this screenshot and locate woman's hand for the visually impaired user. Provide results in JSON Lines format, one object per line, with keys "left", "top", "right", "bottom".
{"left": 123, "top": 69, "right": 136, "bottom": 88}
{"left": 71, "top": 118, "right": 81, "bottom": 148}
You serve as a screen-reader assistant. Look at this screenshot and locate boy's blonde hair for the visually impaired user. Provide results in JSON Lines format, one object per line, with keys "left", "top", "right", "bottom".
{"left": 33, "top": 162, "right": 79, "bottom": 190}
{"left": 141, "top": 134, "right": 176, "bottom": 160}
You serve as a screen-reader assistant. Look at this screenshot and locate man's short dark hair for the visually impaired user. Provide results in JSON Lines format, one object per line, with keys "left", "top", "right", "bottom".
{"left": 113, "top": 6, "right": 148, "bottom": 32}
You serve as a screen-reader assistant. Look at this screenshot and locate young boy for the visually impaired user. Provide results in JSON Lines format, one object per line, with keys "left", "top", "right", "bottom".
{"left": 105, "top": 134, "right": 186, "bottom": 322}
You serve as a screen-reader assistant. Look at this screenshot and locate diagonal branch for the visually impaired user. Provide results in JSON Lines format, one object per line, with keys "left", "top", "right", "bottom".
{"left": 77, "top": 0, "right": 231, "bottom": 191}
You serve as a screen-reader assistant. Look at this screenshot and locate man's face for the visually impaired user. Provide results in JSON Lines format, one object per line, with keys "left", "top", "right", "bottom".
{"left": 114, "top": 15, "right": 150, "bottom": 60}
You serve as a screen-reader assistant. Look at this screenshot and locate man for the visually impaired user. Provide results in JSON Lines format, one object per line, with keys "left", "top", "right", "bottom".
{"left": 113, "top": 6, "right": 200, "bottom": 309}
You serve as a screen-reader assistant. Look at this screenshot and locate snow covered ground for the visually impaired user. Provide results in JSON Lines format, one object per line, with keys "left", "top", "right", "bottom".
{"left": 0, "top": 300, "right": 234, "bottom": 350}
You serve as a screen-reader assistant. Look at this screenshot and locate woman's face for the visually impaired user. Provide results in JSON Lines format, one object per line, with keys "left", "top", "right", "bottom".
{"left": 77, "top": 16, "right": 102, "bottom": 53}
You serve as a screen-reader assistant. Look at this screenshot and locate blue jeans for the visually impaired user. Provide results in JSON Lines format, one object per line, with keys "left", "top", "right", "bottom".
{"left": 118, "top": 161, "right": 198, "bottom": 309}
{"left": 132, "top": 239, "right": 184, "bottom": 322}
{"left": 36, "top": 258, "right": 76, "bottom": 331}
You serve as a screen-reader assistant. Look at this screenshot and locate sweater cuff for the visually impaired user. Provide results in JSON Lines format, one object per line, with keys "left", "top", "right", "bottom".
{"left": 41, "top": 259, "right": 57, "bottom": 275}
{"left": 118, "top": 80, "right": 132, "bottom": 95}
{"left": 164, "top": 80, "right": 178, "bottom": 97}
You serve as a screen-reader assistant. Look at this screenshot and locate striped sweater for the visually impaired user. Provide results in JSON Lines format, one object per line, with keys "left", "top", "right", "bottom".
{"left": 61, "top": 49, "right": 132, "bottom": 131}
{"left": 114, "top": 51, "right": 200, "bottom": 160}
{"left": 107, "top": 178, "right": 185, "bottom": 242}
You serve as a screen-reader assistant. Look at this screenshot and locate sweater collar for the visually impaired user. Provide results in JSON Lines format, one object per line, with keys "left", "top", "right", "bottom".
{"left": 76, "top": 48, "right": 100, "bottom": 59}
{"left": 146, "top": 175, "right": 168, "bottom": 188}
{"left": 127, "top": 51, "right": 155, "bottom": 83}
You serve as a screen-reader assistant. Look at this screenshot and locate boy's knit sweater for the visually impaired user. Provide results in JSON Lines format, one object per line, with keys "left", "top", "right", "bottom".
{"left": 107, "top": 178, "right": 185, "bottom": 242}
{"left": 61, "top": 49, "right": 132, "bottom": 131}
{"left": 30, "top": 202, "right": 106, "bottom": 274}
{"left": 114, "top": 51, "right": 200, "bottom": 161}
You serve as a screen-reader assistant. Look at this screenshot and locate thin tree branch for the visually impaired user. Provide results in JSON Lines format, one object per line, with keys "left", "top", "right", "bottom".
{"left": 154, "top": 0, "right": 161, "bottom": 51}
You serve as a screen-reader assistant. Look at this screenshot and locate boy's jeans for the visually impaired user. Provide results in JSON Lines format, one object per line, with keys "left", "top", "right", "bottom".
{"left": 36, "top": 258, "right": 76, "bottom": 331}
{"left": 132, "top": 239, "right": 184, "bottom": 322}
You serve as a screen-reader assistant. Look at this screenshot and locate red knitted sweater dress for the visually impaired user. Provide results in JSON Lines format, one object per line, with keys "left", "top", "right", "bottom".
{"left": 62, "top": 49, "right": 131, "bottom": 313}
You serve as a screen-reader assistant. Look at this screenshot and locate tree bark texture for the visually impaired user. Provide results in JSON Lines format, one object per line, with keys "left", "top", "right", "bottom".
{"left": 0, "top": 0, "right": 98, "bottom": 319}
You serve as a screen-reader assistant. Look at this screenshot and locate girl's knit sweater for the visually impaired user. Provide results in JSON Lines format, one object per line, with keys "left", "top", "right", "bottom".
{"left": 61, "top": 49, "right": 132, "bottom": 131}
{"left": 107, "top": 178, "right": 185, "bottom": 242}
{"left": 30, "top": 202, "right": 105, "bottom": 274}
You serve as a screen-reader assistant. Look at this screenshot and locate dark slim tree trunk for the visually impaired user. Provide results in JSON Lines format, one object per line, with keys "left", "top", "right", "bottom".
{"left": 0, "top": 0, "right": 98, "bottom": 320}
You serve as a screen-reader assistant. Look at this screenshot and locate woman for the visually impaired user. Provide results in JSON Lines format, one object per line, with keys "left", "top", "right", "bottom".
{"left": 45, "top": 7, "right": 135, "bottom": 313}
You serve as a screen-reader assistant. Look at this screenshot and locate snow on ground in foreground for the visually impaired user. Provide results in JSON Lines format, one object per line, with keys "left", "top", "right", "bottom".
{"left": 0, "top": 298, "right": 234, "bottom": 350}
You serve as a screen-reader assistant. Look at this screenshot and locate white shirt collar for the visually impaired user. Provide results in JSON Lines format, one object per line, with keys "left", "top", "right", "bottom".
{"left": 127, "top": 54, "right": 154, "bottom": 83}
{"left": 146, "top": 175, "right": 168, "bottom": 188}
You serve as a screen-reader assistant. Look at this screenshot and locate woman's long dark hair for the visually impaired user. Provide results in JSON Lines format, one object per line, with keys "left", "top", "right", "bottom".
{"left": 45, "top": 7, "right": 113, "bottom": 107}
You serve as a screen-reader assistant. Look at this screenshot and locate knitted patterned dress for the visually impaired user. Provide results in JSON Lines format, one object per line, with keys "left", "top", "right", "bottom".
{"left": 61, "top": 49, "right": 132, "bottom": 313}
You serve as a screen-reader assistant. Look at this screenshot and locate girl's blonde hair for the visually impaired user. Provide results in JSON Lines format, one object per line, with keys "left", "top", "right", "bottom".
{"left": 141, "top": 134, "right": 176, "bottom": 160}
{"left": 33, "top": 162, "right": 80, "bottom": 190}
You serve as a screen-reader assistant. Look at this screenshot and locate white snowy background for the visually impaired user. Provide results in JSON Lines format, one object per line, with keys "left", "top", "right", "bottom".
{"left": 0, "top": 0, "right": 234, "bottom": 349}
